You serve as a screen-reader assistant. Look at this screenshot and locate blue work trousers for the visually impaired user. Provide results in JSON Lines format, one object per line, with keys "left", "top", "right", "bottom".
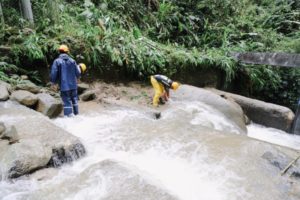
{"left": 61, "top": 89, "right": 79, "bottom": 116}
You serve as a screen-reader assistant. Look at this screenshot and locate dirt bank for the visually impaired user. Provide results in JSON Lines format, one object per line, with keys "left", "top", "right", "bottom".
{"left": 79, "top": 81, "right": 157, "bottom": 114}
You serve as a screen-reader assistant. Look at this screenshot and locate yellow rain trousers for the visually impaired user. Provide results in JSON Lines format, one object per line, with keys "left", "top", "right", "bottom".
{"left": 150, "top": 76, "right": 164, "bottom": 107}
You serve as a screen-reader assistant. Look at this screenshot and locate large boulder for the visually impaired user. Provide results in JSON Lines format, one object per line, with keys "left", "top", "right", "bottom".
{"left": 0, "top": 101, "right": 86, "bottom": 179}
{"left": 10, "top": 90, "right": 38, "bottom": 106}
{"left": 16, "top": 80, "right": 40, "bottom": 94}
{"left": 172, "top": 85, "right": 247, "bottom": 134}
{"left": 0, "top": 80, "right": 12, "bottom": 93}
{"left": 0, "top": 139, "right": 51, "bottom": 179}
{"left": 36, "top": 93, "right": 63, "bottom": 118}
{"left": 208, "top": 88, "right": 295, "bottom": 132}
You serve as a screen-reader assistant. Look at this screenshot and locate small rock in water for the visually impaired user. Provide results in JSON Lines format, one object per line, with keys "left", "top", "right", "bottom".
{"left": 154, "top": 112, "right": 161, "bottom": 119}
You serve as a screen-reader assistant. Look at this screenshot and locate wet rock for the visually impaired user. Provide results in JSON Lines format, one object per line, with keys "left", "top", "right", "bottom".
{"left": 10, "top": 90, "right": 38, "bottom": 106}
{"left": 291, "top": 158, "right": 300, "bottom": 179}
{"left": 0, "top": 122, "right": 5, "bottom": 134}
{"left": 0, "top": 125, "right": 19, "bottom": 144}
{"left": 262, "top": 151, "right": 290, "bottom": 170}
{"left": 0, "top": 140, "right": 9, "bottom": 158}
{"left": 0, "top": 84, "right": 9, "bottom": 101}
{"left": 16, "top": 80, "right": 40, "bottom": 94}
{"left": 208, "top": 88, "right": 295, "bottom": 132}
{"left": 47, "top": 143, "right": 86, "bottom": 167}
{"left": 0, "top": 101, "right": 86, "bottom": 179}
{"left": 29, "top": 160, "right": 179, "bottom": 200}
{"left": 29, "top": 168, "right": 59, "bottom": 181}
{"left": 80, "top": 90, "right": 96, "bottom": 101}
{"left": 36, "top": 93, "right": 63, "bottom": 118}
{"left": 154, "top": 112, "right": 161, "bottom": 119}
{"left": 290, "top": 184, "right": 300, "bottom": 200}
{"left": 262, "top": 151, "right": 300, "bottom": 180}
{"left": 77, "top": 83, "right": 89, "bottom": 94}
{"left": 0, "top": 139, "right": 51, "bottom": 179}
{"left": 173, "top": 85, "right": 247, "bottom": 134}
{"left": 0, "top": 80, "right": 12, "bottom": 94}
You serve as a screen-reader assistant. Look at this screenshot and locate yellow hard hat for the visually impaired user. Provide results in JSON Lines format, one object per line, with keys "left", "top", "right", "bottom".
{"left": 58, "top": 44, "right": 69, "bottom": 53}
{"left": 79, "top": 63, "right": 87, "bottom": 73}
{"left": 172, "top": 82, "right": 179, "bottom": 90}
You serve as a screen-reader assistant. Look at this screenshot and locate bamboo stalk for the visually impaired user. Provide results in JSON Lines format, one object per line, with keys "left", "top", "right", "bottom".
{"left": 0, "top": 1, "right": 4, "bottom": 28}
{"left": 280, "top": 155, "right": 300, "bottom": 176}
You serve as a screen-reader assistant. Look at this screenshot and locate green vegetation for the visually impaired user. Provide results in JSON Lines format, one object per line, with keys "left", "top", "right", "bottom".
{"left": 0, "top": 0, "right": 299, "bottom": 110}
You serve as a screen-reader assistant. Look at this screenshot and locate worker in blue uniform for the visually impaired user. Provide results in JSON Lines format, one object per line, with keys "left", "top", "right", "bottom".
{"left": 50, "top": 44, "right": 84, "bottom": 117}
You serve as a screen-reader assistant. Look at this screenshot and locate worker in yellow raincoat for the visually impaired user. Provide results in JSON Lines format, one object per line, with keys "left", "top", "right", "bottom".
{"left": 150, "top": 74, "right": 180, "bottom": 107}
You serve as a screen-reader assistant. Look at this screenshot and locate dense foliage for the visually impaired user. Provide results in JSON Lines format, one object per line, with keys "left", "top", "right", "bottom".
{"left": 0, "top": 0, "right": 299, "bottom": 110}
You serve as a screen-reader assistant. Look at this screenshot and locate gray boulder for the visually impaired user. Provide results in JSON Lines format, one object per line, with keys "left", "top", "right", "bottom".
{"left": 16, "top": 80, "right": 40, "bottom": 94}
{"left": 10, "top": 90, "right": 38, "bottom": 106}
{"left": 80, "top": 90, "right": 96, "bottom": 101}
{"left": 0, "top": 80, "right": 12, "bottom": 93}
{"left": 36, "top": 93, "right": 63, "bottom": 118}
{"left": 173, "top": 85, "right": 247, "bottom": 134}
{"left": 0, "top": 139, "right": 51, "bottom": 178}
{"left": 208, "top": 88, "right": 295, "bottom": 132}
{"left": 0, "top": 101, "right": 86, "bottom": 179}
{"left": 0, "top": 84, "right": 9, "bottom": 101}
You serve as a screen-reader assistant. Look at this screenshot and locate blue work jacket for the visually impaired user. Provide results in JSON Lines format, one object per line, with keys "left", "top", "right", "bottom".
{"left": 50, "top": 54, "right": 80, "bottom": 92}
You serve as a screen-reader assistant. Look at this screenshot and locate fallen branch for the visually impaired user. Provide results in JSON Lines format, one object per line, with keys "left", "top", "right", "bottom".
{"left": 281, "top": 155, "right": 300, "bottom": 176}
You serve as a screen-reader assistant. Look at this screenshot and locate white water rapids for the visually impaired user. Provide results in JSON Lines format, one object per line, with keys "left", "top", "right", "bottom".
{"left": 1, "top": 100, "right": 300, "bottom": 200}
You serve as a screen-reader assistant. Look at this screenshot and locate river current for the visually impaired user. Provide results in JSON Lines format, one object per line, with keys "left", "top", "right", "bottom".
{"left": 1, "top": 100, "right": 300, "bottom": 200}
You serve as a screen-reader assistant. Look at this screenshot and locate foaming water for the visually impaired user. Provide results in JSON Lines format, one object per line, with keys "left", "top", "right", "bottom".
{"left": 0, "top": 101, "right": 298, "bottom": 200}
{"left": 247, "top": 123, "right": 300, "bottom": 150}
{"left": 51, "top": 108, "right": 244, "bottom": 200}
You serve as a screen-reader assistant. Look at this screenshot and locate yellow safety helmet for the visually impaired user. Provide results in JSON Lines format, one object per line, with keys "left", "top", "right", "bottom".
{"left": 171, "top": 82, "right": 179, "bottom": 90}
{"left": 79, "top": 63, "right": 87, "bottom": 73}
{"left": 58, "top": 44, "right": 69, "bottom": 53}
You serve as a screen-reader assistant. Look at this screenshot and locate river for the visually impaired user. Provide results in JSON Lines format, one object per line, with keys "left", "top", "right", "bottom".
{"left": 0, "top": 100, "right": 300, "bottom": 200}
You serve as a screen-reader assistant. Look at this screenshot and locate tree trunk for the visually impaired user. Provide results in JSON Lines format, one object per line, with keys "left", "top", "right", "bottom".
{"left": 0, "top": 1, "right": 4, "bottom": 28}
{"left": 47, "top": 0, "right": 59, "bottom": 24}
{"left": 20, "top": 0, "right": 34, "bottom": 26}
